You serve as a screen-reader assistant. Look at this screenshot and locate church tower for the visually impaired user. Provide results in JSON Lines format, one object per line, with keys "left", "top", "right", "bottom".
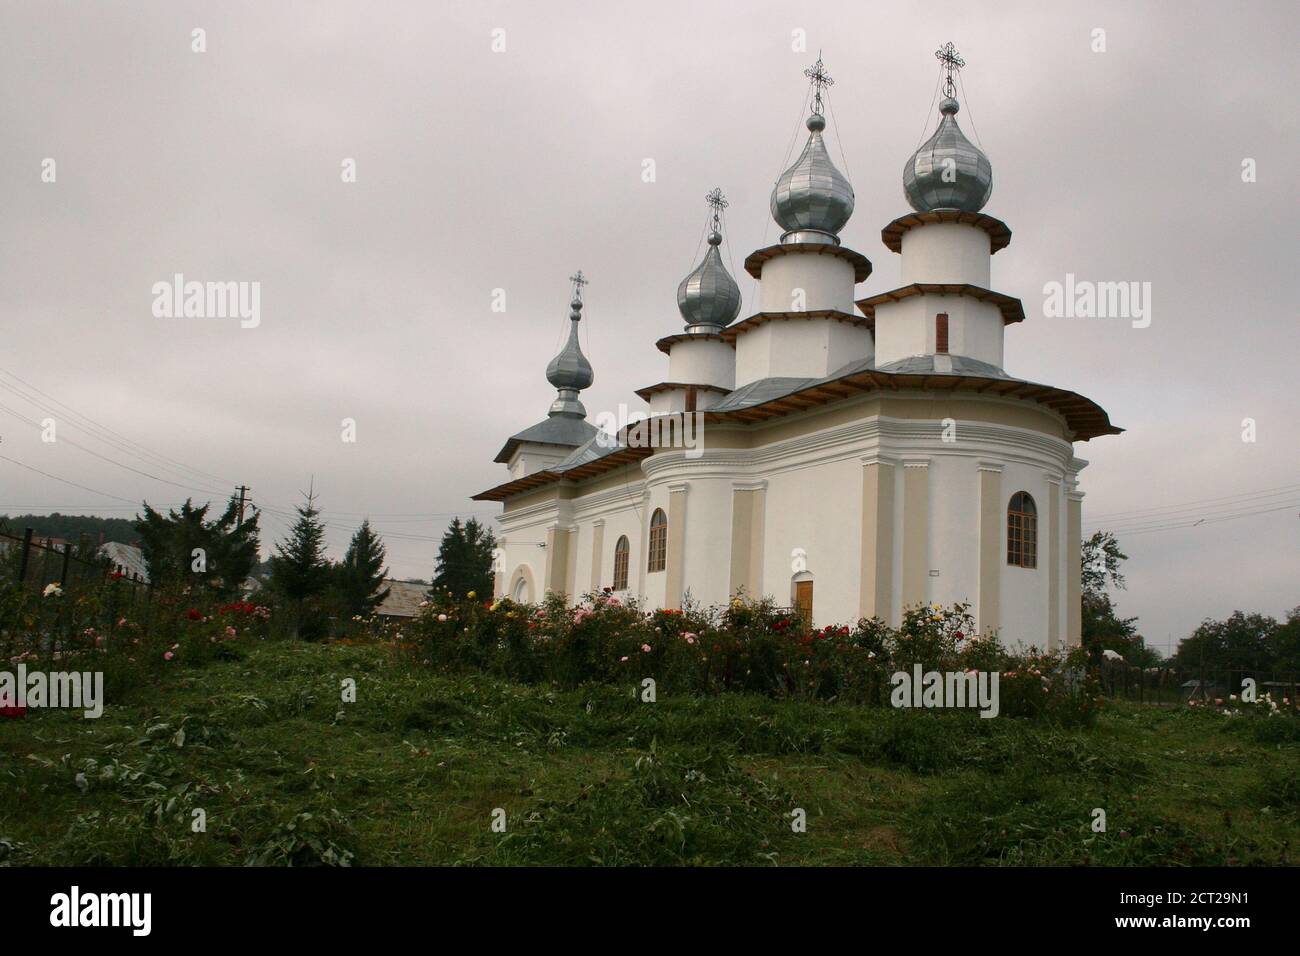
{"left": 859, "top": 43, "right": 1021, "bottom": 372}
{"left": 641, "top": 189, "right": 741, "bottom": 415}
{"left": 492, "top": 273, "right": 598, "bottom": 479}
{"left": 731, "top": 57, "right": 875, "bottom": 387}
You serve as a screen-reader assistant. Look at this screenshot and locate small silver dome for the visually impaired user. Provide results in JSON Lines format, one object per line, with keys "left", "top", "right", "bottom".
{"left": 903, "top": 96, "right": 992, "bottom": 213}
{"left": 545, "top": 296, "right": 594, "bottom": 416}
{"left": 770, "top": 112, "right": 854, "bottom": 242}
{"left": 677, "top": 229, "right": 741, "bottom": 329}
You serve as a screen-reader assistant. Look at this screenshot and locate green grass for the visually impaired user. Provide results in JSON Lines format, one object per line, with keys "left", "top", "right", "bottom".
{"left": 1, "top": 641, "right": 1296, "bottom": 866}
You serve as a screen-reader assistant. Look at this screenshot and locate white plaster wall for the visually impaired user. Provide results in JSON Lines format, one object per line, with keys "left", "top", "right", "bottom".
{"left": 900, "top": 222, "right": 991, "bottom": 286}
{"left": 758, "top": 253, "right": 855, "bottom": 313}
{"left": 667, "top": 337, "right": 735, "bottom": 390}
{"left": 871, "top": 295, "right": 1004, "bottom": 368}
{"left": 509, "top": 444, "right": 570, "bottom": 479}
{"left": 733, "top": 322, "right": 773, "bottom": 387}
{"left": 927, "top": 454, "right": 980, "bottom": 611}
{"left": 872, "top": 298, "right": 928, "bottom": 365}
{"left": 825, "top": 320, "right": 875, "bottom": 373}
{"left": 760, "top": 455, "right": 865, "bottom": 626}
{"left": 997, "top": 460, "right": 1053, "bottom": 651}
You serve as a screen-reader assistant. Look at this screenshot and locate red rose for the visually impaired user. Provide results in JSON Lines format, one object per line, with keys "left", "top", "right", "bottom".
{"left": 187, "top": 608, "right": 202, "bottom": 620}
{"left": 0, "top": 706, "right": 27, "bottom": 719}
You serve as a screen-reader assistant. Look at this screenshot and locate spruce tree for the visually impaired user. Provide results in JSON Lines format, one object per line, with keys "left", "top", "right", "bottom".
{"left": 268, "top": 488, "right": 331, "bottom": 636}
{"left": 336, "top": 519, "right": 390, "bottom": 617}
{"left": 430, "top": 517, "right": 496, "bottom": 601}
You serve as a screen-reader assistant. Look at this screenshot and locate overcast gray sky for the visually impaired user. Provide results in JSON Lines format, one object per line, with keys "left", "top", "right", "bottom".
{"left": 0, "top": 0, "right": 1296, "bottom": 650}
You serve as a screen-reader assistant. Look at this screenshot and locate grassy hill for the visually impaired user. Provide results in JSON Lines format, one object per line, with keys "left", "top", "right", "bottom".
{"left": 0, "top": 639, "right": 1296, "bottom": 866}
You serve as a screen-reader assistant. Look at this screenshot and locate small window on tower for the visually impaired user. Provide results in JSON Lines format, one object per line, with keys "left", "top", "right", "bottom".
{"left": 936, "top": 313, "right": 949, "bottom": 354}
{"left": 685, "top": 386, "right": 698, "bottom": 413}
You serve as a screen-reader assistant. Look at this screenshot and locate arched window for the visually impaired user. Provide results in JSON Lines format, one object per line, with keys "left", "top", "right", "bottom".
{"left": 612, "top": 536, "right": 630, "bottom": 591}
{"left": 1007, "top": 491, "right": 1038, "bottom": 569}
{"left": 647, "top": 509, "right": 667, "bottom": 573}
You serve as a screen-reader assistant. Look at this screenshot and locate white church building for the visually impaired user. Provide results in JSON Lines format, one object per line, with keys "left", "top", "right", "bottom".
{"left": 474, "top": 51, "right": 1120, "bottom": 650}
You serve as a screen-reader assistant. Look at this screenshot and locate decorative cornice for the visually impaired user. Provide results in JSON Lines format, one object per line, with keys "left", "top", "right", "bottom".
{"left": 880, "top": 210, "right": 1012, "bottom": 255}
{"left": 719, "top": 309, "right": 871, "bottom": 343}
{"left": 634, "top": 381, "right": 731, "bottom": 402}
{"left": 654, "top": 331, "right": 733, "bottom": 355}
{"left": 731, "top": 478, "right": 768, "bottom": 491}
{"left": 855, "top": 283, "right": 1025, "bottom": 325}
{"left": 744, "top": 241, "right": 873, "bottom": 283}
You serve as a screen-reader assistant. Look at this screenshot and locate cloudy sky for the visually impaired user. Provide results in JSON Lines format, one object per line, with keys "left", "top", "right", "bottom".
{"left": 0, "top": 0, "right": 1295, "bottom": 649}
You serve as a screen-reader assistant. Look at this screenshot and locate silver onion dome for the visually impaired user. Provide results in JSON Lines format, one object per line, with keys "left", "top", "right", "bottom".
{"left": 545, "top": 293, "right": 594, "bottom": 417}
{"left": 677, "top": 229, "right": 741, "bottom": 330}
{"left": 903, "top": 96, "right": 992, "bottom": 213}
{"left": 770, "top": 112, "right": 855, "bottom": 243}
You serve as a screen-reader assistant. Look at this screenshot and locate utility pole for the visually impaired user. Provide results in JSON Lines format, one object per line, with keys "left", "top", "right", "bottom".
{"left": 236, "top": 485, "right": 250, "bottom": 528}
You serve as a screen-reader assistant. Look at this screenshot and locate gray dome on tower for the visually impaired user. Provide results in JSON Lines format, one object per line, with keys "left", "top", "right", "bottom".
{"left": 770, "top": 57, "right": 854, "bottom": 243}
{"left": 677, "top": 188, "right": 742, "bottom": 330}
{"left": 545, "top": 273, "right": 594, "bottom": 417}
{"left": 903, "top": 43, "right": 992, "bottom": 213}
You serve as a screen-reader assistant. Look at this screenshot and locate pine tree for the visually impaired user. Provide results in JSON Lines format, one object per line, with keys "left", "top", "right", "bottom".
{"left": 336, "top": 519, "right": 390, "bottom": 617}
{"left": 136, "top": 495, "right": 260, "bottom": 598}
{"left": 268, "top": 487, "right": 331, "bottom": 636}
{"left": 430, "top": 517, "right": 496, "bottom": 601}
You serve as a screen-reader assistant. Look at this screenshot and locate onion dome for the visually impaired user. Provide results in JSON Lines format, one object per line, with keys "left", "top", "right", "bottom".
{"left": 770, "top": 111, "right": 855, "bottom": 242}
{"left": 903, "top": 95, "right": 993, "bottom": 213}
{"left": 676, "top": 189, "right": 742, "bottom": 330}
{"left": 545, "top": 277, "right": 594, "bottom": 418}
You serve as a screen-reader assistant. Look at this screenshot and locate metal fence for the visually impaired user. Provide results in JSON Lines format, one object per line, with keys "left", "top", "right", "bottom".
{"left": 1, "top": 527, "right": 151, "bottom": 602}
{"left": 1098, "top": 661, "right": 1298, "bottom": 706}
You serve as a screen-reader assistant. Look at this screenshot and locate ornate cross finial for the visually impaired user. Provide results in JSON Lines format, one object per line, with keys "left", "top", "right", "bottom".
{"left": 569, "top": 270, "right": 588, "bottom": 302}
{"left": 935, "top": 41, "right": 965, "bottom": 98}
{"left": 705, "top": 187, "right": 728, "bottom": 231}
{"left": 803, "top": 53, "right": 834, "bottom": 115}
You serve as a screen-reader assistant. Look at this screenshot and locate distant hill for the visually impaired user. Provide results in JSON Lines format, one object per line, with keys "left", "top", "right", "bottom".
{"left": 0, "top": 513, "right": 141, "bottom": 545}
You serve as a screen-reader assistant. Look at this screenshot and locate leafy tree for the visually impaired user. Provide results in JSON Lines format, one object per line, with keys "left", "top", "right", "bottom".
{"left": 1174, "top": 611, "right": 1279, "bottom": 675}
{"left": 1080, "top": 531, "right": 1155, "bottom": 665}
{"left": 335, "top": 519, "right": 390, "bottom": 617}
{"left": 430, "top": 517, "right": 496, "bottom": 601}
{"left": 1267, "top": 607, "right": 1300, "bottom": 674}
{"left": 135, "top": 496, "right": 260, "bottom": 598}
{"left": 268, "top": 489, "right": 331, "bottom": 637}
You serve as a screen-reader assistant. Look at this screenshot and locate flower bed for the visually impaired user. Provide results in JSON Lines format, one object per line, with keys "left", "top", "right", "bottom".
{"left": 403, "top": 590, "right": 1102, "bottom": 725}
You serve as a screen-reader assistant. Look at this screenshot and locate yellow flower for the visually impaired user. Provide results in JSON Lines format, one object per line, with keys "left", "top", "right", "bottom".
{"left": 467, "top": 591, "right": 477, "bottom": 600}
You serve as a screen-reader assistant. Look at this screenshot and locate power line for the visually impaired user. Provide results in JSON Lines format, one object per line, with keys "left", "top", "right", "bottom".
{"left": 1087, "top": 482, "right": 1300, "bottom": 522}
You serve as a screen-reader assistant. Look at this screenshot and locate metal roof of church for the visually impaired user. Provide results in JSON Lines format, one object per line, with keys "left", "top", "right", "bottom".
{"left": 492, "top": 416, "right": 598, "bottom": 464}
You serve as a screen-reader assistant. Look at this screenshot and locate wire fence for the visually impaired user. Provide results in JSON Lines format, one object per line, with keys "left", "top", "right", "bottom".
{"left": 1097, "top": 661, "right": 1298, "bottom": 707}
{"left": 1, "top": 527, "right": 152, "bottom": 602}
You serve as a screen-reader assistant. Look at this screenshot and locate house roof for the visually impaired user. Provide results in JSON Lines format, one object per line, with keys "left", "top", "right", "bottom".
{"left": 98, "top": 541, "right": 149, "bottom": 582}
{"left": 375, "top": 579, "right": 427, "bottom": 618}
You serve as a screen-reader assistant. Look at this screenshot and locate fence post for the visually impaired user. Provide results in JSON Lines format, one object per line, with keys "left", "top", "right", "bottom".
{"left": 60, "top": 542, "right": 71, "bottom": 585}
{"left": 17, "top": 528, "right": 33, "bottom": 584}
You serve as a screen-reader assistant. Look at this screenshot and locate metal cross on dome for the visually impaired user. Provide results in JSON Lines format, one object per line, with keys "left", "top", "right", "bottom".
{"left": 803, "top": 54, "right": 833, "bottom": 115}
{"left": 935, "top": 41, "right": 965, "bottom": 98}
{"left": 569, "top": 270, "right": 588, "bottom": 303}
{"left": 705, "top": 187, "right": 728, "bottom": 230}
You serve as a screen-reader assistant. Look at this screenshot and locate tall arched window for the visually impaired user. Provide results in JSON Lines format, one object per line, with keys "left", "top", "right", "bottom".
{"left": 647, "top": 509, "right": 667, "bottom": 573}
{"left": 613, "top": 536, "right": 630, "bottom": 591}
{"left": 1007, "top": 491, "right": 1038, "bottom": 568}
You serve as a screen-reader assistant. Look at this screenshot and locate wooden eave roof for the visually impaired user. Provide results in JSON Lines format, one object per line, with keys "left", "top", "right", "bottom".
{"left": 880, "top": 210, "right": 1012, "bottom": 255}
{"left": 855, "top": 283, "right": 1026, "bottom": 325}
